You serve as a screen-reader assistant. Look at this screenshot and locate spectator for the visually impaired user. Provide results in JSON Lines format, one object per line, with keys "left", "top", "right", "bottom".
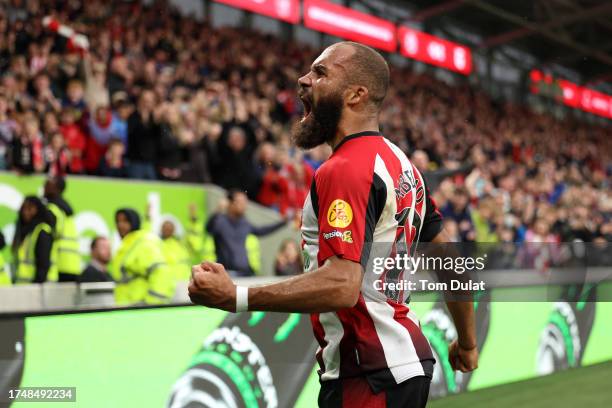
{"left": 0, "top": 93, "right": 17, "bottom": 170}
{"left": 98, "top": 138, "right": 127, "bottom": 178}
{"left": 109, "top": 92, "right": 131, "bottom": 145}
{"left": 157, "top": 104, "right": 184, "bottom": 181}
{"left": 79, "top": 236, "right": 112, "bottom": 283}
{"left": 284, "top": 153, "right": 314, "bottom": 216}
{"left": 441, "top": 187, "right": 475, "bottom": 241}
{"left": 44, "top": 131, "right": 70, "bottom": 176}
{"left": 59, "top": 107, "right": 86, "bottom": 173}
{"left": 209, "top": 125, "right": 259, "bottom": 196}
{"left": 11, "top": 115, "right": 44, "bottom": 174}
{"left": 42, "top": 110, "right": 60, "bottom": 136}
{"left": 256, "top": 142, "right": 289, "bottom": 212}
{"left": 126, "top": 89, "right": 159, "bottom": 179}
{"left": 303, "top": 144, "right": 332, "bottom": 170}
{"left": 275, "top": 239, "right": 303, "bottom": 276}
{"left": 412, "top": 149, "right": 471, "bottom": 192}
{"left": 108, "top": 208, "right": 174, "bottom": 304}
{"left": 11, "top": 196, "right": 56, "bottom": 283}
{"left": 159, "top": 220, "right": 191, "bottom": 282}
{"left": 206, "top": 190, "right": 287, "bottom": 277}
{"left": 442, "top": 219, "right": 461, "bottom": 243}
{"left": 62, "top": 79, "right": 86, "bottom": 117}
{"left": 470, "top": 197, "right": 500, "bottom": 243}
{"left": 87, "top": 105, "right": 116, "bottom": 148}
{"left": 32, "top": 72, "right": 61, "bottom": 114}
{"left": 44, "top": 176, "right": 81, "bottom": 281}
{"left": 0, "top": 0, "right": 608, "bottom": 249}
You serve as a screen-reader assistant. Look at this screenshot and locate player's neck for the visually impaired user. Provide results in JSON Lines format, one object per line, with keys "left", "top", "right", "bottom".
{"left": 331, "top": 118, "right": 380, "bottom": 149}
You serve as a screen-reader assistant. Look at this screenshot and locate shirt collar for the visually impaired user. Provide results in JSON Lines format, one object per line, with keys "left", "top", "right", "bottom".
{"left": 333, "top": 130, "right": 382, "bottom": 152}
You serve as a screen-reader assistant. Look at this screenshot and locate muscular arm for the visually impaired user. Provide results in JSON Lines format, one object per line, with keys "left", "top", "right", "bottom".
{"left": 431, "top": 229, "right": 477, "bottom": 349}
{"left": 431, "top": 229, "right": 478, "bottom": 372}
{"left": 188, "top": 257, "right": 363, "bottom": 313}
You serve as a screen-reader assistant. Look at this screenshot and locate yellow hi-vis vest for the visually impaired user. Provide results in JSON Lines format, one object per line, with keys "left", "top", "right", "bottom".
{"left": 0, "top": 252, "right": 11, "bottom": 285}
{"left": 48, "top": 203, "right": 81, "bottom": 275}
{"left": 245, "top": 234, "right": 261, "bottom": 275}
{"left": 161, "top": 237, "right": 192, "bottom": 282}
{"left": 109, "top": 230, "right": 175, "bottom": 305}
{"left": 201, "top": 235, "right": 216, "bottom": 262}
{"left": 186, "top": 218, "right": 205, "bottom": 264}
{"left": 15, "top": 223, "right": 58, "bottom": 283}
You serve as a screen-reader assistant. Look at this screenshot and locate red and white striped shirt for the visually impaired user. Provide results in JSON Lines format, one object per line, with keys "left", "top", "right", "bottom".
{"left": 301, "top": 131, "right": 442, "bottom": 390}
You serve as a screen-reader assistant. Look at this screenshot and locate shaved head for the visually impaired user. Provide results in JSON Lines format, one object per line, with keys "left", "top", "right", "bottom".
{"left": 334, "top": 41, "right": 390, "bottom": 109}
{"left": 293, "top": 41, "right": 390, "bottom": 149}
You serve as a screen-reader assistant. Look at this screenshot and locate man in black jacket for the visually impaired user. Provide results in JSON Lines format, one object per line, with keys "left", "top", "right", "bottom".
{"left": 206, "top": 190, "right": 287, "bottom": 277}
{"left": 126, "top": 89, "right": 159, "bottom": 180}
{"left": 208, "top": 124, "right": 260, "bottom": 199}
{"left": 79, "top": 237, "right": 112, "bottom": 283}
{"left": 44, "top": 176, "right": 81, "bottom": 282}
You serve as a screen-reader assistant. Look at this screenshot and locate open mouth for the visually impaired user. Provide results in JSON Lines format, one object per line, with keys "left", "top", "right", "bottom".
{"left": 300, "top": 96, "right": 312, "bottom": 121}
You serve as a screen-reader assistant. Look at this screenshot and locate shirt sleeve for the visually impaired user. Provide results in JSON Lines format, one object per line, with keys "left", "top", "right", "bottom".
{"left": 419, "top": 179, "right": 443, "bottom": 242}
{"left": 315, "top": 160, "right": 385, "bottom": 267}
{"left": 250, "top": 220, "right": 286, "bottom": 236}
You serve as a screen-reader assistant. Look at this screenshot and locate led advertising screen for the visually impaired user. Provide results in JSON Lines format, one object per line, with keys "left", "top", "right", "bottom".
{"left": 214, "top": 0, "right": 300, "bottom": 24}
{"left": 398, "top": 26, "right": 472, "bottom": 75}
{"left": 530, "top": 70, "right": 612, "bottom": 119}
{"left": 303, "top": 0, "right": 396, "bottom": 52}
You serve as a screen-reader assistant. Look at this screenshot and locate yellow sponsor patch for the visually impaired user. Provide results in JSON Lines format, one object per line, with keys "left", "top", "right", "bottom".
{"left": 342, "top": 230, "right": 353, "bottom": 243}
{"left": 327, "top": 199, "right": 353, "bottom": 228}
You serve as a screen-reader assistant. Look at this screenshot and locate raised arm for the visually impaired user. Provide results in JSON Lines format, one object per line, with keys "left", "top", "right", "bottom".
{"left": 250, "top": 219, "right": 287, "bottom": 237}
{"left": 188, "top": 257, "right": 362, "bottom": 313}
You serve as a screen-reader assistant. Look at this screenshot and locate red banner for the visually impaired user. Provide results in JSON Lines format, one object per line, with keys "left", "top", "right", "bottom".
{"left": 530, "top": 70, "right": 612, "bottom": 119}
{"left": 398, "top": 27, "right": 472, "bottom": 75}
{"left": 558, "top": 79, "right": 581, "bottom": 108}
{"left": 303, "top": 0, "right": 396, "bottom": 52}
{"left": 214, "top": 0, "right": 300, "bottom": 24}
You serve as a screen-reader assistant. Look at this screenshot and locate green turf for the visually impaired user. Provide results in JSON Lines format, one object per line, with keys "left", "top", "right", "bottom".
{"left": 429, "top": 361, "right": 612, "bottom": 408}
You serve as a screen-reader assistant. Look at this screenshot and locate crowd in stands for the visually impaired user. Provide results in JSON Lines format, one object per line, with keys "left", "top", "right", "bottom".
{"left": 0, "top": 0, "right": 610, "bottom": 254}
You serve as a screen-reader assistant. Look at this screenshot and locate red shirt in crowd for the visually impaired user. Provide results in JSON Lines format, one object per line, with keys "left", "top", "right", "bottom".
{"left": 59, "top": 123, "right": 86, "bottom": 173}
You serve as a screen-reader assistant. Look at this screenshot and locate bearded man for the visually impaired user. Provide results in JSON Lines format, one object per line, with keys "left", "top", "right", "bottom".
{"left": 188, "top": 41, "right": 478, "bottom": 408}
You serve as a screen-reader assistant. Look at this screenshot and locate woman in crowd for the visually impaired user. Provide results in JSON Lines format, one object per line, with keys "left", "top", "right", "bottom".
{"left": 11, "top": 196, "right": 56, "bottom": 283}
{"left": 275, "top": 239, "right": 303, "bottom": 276}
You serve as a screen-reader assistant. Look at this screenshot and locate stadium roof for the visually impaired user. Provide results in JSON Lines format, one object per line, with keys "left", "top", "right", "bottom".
{"left": 395, "top": 0, "right": 612, "bottom": 88}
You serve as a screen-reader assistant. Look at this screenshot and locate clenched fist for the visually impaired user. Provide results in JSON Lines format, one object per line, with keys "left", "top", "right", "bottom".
{"left": 448, "top": 339, "right": 479, "bottom": 373}
{"left": 188, "top": 261, "right": 237, "bottom": 312}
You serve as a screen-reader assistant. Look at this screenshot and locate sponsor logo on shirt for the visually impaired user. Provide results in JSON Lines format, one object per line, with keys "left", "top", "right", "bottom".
{"left": 322, "top": 230, "right": 353, "bottom": 243}
{"left": 327, "top": 199, "right": 353, "bottom": 228}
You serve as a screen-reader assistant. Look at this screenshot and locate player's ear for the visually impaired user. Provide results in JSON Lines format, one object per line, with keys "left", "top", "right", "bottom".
{"left": 346, "top": 85, "right": 368, "bottom": 107}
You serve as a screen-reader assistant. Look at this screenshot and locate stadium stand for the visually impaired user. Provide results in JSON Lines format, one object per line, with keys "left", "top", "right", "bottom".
{"left": 0, "top": 0, "right": 610, "bottom": 252}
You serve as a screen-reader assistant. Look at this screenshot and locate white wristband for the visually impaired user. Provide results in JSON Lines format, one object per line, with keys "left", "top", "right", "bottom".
{"left": 236, "top": 286, "right": 249, "bottom": 313}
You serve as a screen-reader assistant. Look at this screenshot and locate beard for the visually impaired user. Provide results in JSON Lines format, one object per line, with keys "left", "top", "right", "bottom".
{"left": 292, "top": 90, "right": 343, "bottom": 149}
